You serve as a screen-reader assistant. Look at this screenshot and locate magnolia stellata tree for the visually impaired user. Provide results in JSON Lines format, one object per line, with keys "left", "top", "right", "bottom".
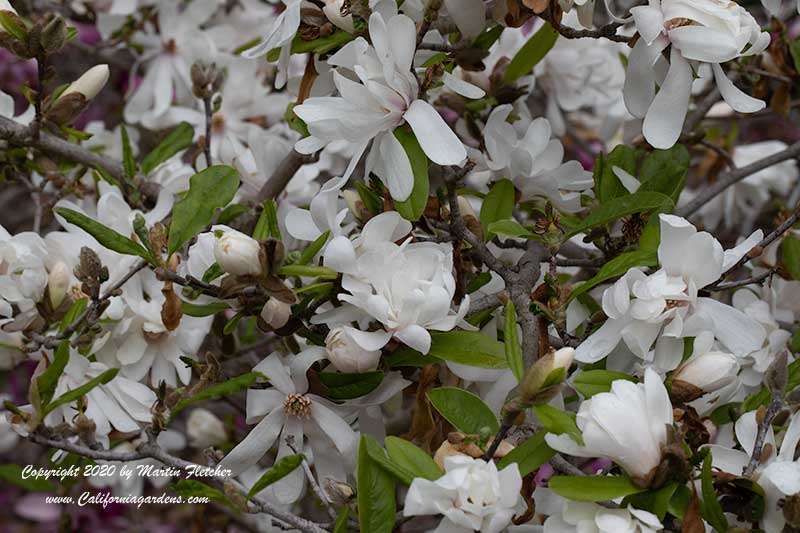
{"left": 1, "top": 0, "right": 800, "bottom": 531}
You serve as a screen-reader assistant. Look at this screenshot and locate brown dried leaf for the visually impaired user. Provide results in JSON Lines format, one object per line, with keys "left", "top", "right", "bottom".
{"left": 161, "top": 282, "right": 183, "bottom": 331}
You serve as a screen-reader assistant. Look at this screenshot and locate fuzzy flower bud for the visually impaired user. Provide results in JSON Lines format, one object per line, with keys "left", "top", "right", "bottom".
{"left": 187, "top": 408, "right": 226, "bottom": 449}
{"left": 260, "top": 298, "right": 291, "bottom": 330}
{"left": 60, "top": 64, "right": 110, "bottom": 101}
{"left": 47, "top": 261, "right": 70, "bottom": 309}
{"left": 325, "top": 326, "right": 382, "bottom": 374}
{"left": 214, "top": 229, "right": 262, "bottom": 276}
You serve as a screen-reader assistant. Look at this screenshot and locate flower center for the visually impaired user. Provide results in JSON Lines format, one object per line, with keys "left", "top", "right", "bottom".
{"left": 163, "top": 39, "right": 177, "bottom": 54}
{"left": 211, "top": 112, "right": 226, "bottom": 133}
{"left": 665, "top": 299, "right": 689, "bottom": 310}
{"left": 664, "top": 17, "right": 697, "bottom": 31}
{"left": 143, "top": 329, "right": 168, "bottom": 342}
{"left": 284, "top": 393, "right": 312, "bottom": 418}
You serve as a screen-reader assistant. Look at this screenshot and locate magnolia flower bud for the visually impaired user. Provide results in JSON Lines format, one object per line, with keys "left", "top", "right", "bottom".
{"left": 322, "top": 0, "right": 354, "bottom": 33}
{"left": 260, "top": 298, "right": 291, "bottom": 329}
{"left": 214, "top": 229, "right": 262, "bottom": 276}
{"left": 325, "top": 326, "right": 381, "bottom": 373}
{"left": 519, "top": 347, "right": 574, "bottom": 406}
{"left": 47, "top": 261, "right": 70, "bottom": 309}
{"left": 187, "top": 408, "right": 226, "bottom": 448}
{"left": 672, "top": 351, "right": 739, "bottom": 394}
{"left": 552, "top": 347, "right": 575, "bottom": 371}
{"left": 60, "top": 64, "right": 110, "bottom": 101}
{"left": 342, "top": 190, "right": 366, "bottom": 220}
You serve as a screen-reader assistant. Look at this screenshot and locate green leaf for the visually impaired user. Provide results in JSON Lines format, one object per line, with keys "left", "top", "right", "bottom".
{"left": 59, "top": 297, "right": 87, "bottom": 333}
{"left": 355, "top": 181, "right": 383, "bottom": 216}
{"left": 181, "top": 301, "right": 230, "bottom": 317}
{"left": 54, "top": 207, "right": 151, "bottom": 260}
{"left": 668, "top": 484, "right": 692, "bottom": 520}
{"left": 334, "top": 507, "right": 349, "bottom": 533}
{"left": 549, "top": 475, "right": 646, "bottom": 502}
{"left": 358, "top": 435, "right": 397, "bottom": 533}
{"left": 790, "top": 39, "right": 800, "bottom": 76}
{"left": 42, "top": 368, "right": 119, "bottom": 416}
{"left": 497, "top": 431, "right": 556, "bottom": 476}
{"left": 393, "top": 128, "right": 430, "bottom": 221}
{"left": 247, "top": 454, "right": 305, "bottom": 499}
{"left": 428, "top": 387, "right": 500, "bottom": 434}
{"left": 474, "top": 24, "right": 504, "bottom": 50}
{"left": 573, "top": 370, "right": 637, "bottom": 398}
{"left": 700, "top": 453, "right": 728, "bottom": 532}
{"left": 0, "top": 464, "right": 56, "bottom": 492}
{"left": 568, "top": 249, "right": 659, "bottom": 303}
{"left": 167, "top": 165, "right": 240, "bottom": 255}
{"left": 172, "top": 479, "right": 234, "bottom": 509}
{"left": 385, "top": 348, "right": 444, "bottom": 368}
{"left": 318, "top": 371, "right": 384, "bottom": 400}
{"left": 781, "top": 236, "right": 800, "bottom": 280}
{"left": 480, "top": 179, "right": 515, "bottom": 238}
{"left": 625, "top": 482, "right": 679, "bottom": 521}
{"left": 141, "top": 122, "right": 195, "bottom": 174}
{"left": 503, "top": 301, "right": 525, "bottom": 381}
{"left": 277, "top": 264, "right": 338, "bottom": 280}
{"left": 384, "top": 437, "right": 442, "bottom": 481}
{"left": 217, "top": 203, "right": 248, "bottom": 225}
{"left": 637, "top": 145, "right": 689, "bottom": 205}
{"left": 487, "top": 219, "right": 537, "bottom": 240}
{"left": 427, "top": 331, "right": 508, "bottom": 369}
{"left": 120, "top": 125, "right": 136, "bottom": 180}
{"left": 202, "top": 263, "right": 225, "bottom": 283}
{"left": 0, "top": 12, "right": 27, "bottom": 41}
{"left": 504, "top": 23, "right": 558, "bottom": 83}
{"left": 37, "top": 340, "right": 70, "bottom": 407}
{"left": 291, "top": 30, "right": 354, "bottom": 54}
{"left": 253, "top": 200, "right": 281, "bottom": 241}
{"left": 533, "top": 405, "right": 583, "bottom": 445}
{"left": 594, "top": 145, "right": 638, "bottom": 204}
{"left": 297, "top": 230, "right": 330, "bottom": 265}
{"left": 172, "top": 372, "right": 263, "bottom": 414}
{"left": 566, "top": 191, "right": 673, "bottom": 238}
{"left": 362, "top": 435, "right": 416, "bottom": 485}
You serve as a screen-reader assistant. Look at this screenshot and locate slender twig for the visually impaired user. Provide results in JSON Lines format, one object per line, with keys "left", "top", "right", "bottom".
{"left": 678, "top": 143, "right": 800, "bottom": 217}
{"left": 540, "top": 8, "right": 630, "bottom": 43}
{"left": 203, "top": 95, "right": 213, "bottom": 167}
{"left": 742, "top": 397, "right": 783, "bottom": 478}
{"left": 33, "top": 54, "right": 46, "bottom": 139}
{"left": 698, "top": 139, "right": 737, "bottom": 170}
{"left": 707, "top": 269, "right": 775, "bottom": 291}
{"left": 285, "top": 436, "right": 338, "bottom": 521}
{"left": 256, "top": 150, "right": 318, "bottom": 202}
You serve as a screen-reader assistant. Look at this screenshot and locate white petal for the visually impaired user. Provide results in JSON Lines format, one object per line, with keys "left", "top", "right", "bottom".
{"left": 442, "top": 0, "right": 485, "bottom": 38}
{"left": 285, "top": 208, "right": 322, "bottom": 241}
{"left": 695, "top": 297, "right": 767, "bottom": 356}
{"left": 442, "top": 71, "right": 485, "bottom": 99}
{"left": 393, "top": 324, "right": 432, "bottom": 354}
{"left": 404, "top": 100, "right": 466, "bottom": 165}
{"left": 378, "top": 131, "right": 415, "bottom": 201}
{"left": 219, "top": 408, "right": 285, "bottom": 476}
{"left": 642, "top": 48, "right": 692, "bottom": 149}
{"left": 712, "top": 63, "right": 765, "bottom": 114}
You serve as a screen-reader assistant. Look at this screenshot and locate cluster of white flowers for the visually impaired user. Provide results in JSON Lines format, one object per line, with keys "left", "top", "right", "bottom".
{"left": 1, "top": 0, "right": 799, "bottom": 530}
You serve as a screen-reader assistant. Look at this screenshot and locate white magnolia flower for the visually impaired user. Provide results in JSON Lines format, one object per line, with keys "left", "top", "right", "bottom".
{"left": 624, "top": 0, "right": 769, "bottom": 148}
{"left": 241, "top": 0, "right": 301, "bottom": 88}
{"left": 694, "top": 141, "right": 799, "bottom": 231}
{"left": 214, "top": 228, "right": 262, "bottom": 277}
{"left": 260, "top": 298, "right": 292, "bottom": 329}
{"left": 124, "top": 0, "right": 219, "bottom": 125}
{"left": 404, "top": 455, "right": 523, "bottom": 533}
{"left": 483, "top": 105, "right": 593, "bottom": 213}
{"left": 315, "top": 212, "right": 469, "bottom": 354}
{"left": 543, "top": 501, "right": 664, "bottom": 533}
{"left": 59, "top": 64, "right": 110, "bottom": 101}
{"left": 0, "top": 225, "right": 48, "bottom": 320}
{"left": 285, "top": 177, "right": 349, "bottom": 244}
{"left": 219, "top": 348, "right": 358, "bottom": 504}
{"left": 325, "top": 325, "right": 382, "bottom": 373}
{"left": 546, "top": 368, "right": 673, "bottom": 484}
{"left": 671, "top": 331, "right": 740, "bottom": 399}
{"left": 293, "top": 5, "right": 466, "bottom": 201}
{"left": 187, "top": 408, "right": 227, "bottom": 448}
{"left": 708, "top": 410, "right": 800, "bottom": 532}
{"left": 575, "top": 214, "right": 766, "bottom": 367}
{"left": 44, "top": 350, "right": 156, "bottom": 445}
{"left": 0, "top": 89, "right": 34, "bottom": 125}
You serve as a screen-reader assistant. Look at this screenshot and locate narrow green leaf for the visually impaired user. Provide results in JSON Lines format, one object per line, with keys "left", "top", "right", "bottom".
{"left": 789, "top": 39, "right": 800, "bottom": 77}
{"left": 202, "top": 263, "right": 225, "bottom": 283}
{"left": 355, "top": 181, "right": 383, "bottom": 216}
{"left": 297, "top": 230, "right": 330, "bottom": 266}
{"left": 0, "top": 464, "right": 56, "bottom": 491}
{"left": 333, "top": 507, "right": 349, "bottom": 533}
{"left": 318, "top": 371, "right": 384, "bottom": 400}
{"left": 358, "top": 435, "right": 397, "bottom": 533}
{"left": 59, "top": 297, "right": 88, "bottom": 333}
{"left": 480, "top": 179, "right": 515, "bottom": 238}
{"left": 181, "top": 301, "right": 230, "bottom": 317}
{"left": 37, "top": 340, "right": 70, "bottom": 407}
{"left": 504, "top": 301, "right": 524, "bottom": 381}
{"left": 120, "top": 125, "right": 136, "bottom": 180}
{"left": 0, "top": 12, "right": 27, "bottom": 41}
{"left": 393, "top": 128, "right": 430, "bottom": 221}
{"left": 253, "top": 200, "right": 281, "bottom": 241}
{"left": 566, "top": 191, "right": 673, "bottom": 238}
{"left": 172, "top": 479, "right": 234, "bottom": 509}
{"left": 291, "top": 30, "right": 354, "bottom": 54}
{"left": 426, "top": 331, "right": 508, "bottom": 369}
{"left": 42, "top": 368, "right": 119, "bottom": 416}
{"left": 533, "top": 405, "right": 583, "bottom": 445}
{"left": 428, "top": 387, "right": 500, "bottom": 434}
{"left": 141, "top": 122, "right": 194, "bottom": 174}
{"left": 496, "top": 431, "right": 555, "bottom": 476}
{"left": 593, "top": 145, "right": 638, "bottom": 204}
{"left": 573, "top": 370, "right": 637, "bottom": 399}
{"left": 504, "top": 23, "right": 558, "bottom": 83}
{"left": 172, "top": 372, "right": 263, "bottom": 414}
{"left": 487, "top": 219, "right": 537, "bottom": 240}
{"left": 700, "top": 453, "right": 728, "bottom": 532}
{"left": 384, "top": 437, "right": 442, "bottom": 481}
{"left": 781, "top": 236, "right": 800, "bottom": 280}
{"left": 217, "top": 203, "right": 248, "bottom": 225}
{"left": 247, "top": 454, "right": 305, "bottom": 499}
{"left": 167, "top": 165, "right": 240, "bottom": 255}
{"left": 625, "top": 482, "right": 679, "bottom": 521}
{"left": 568, "top": 250, "right": 659, "bottom": 303}
{"left": 549, "top": 475, "right": 646, "bottom": 502}
{"left": 54, "top": 207, "right": 151, "bottom": 260}
{"left": 278, "top": 264, "right": 338, "bottom": 280}
{"left": 362, "top": 435, "right": 416, "bottom": 485}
